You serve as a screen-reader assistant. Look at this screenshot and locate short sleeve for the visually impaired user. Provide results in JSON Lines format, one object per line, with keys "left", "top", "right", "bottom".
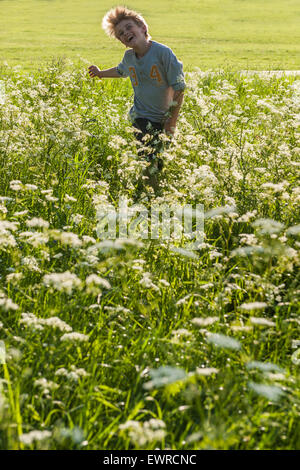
{"left": 116, "top": 53, "right": 129, "bottom": 78}
{"left": 161, "top": 48, "right": 186, "bottom": 91}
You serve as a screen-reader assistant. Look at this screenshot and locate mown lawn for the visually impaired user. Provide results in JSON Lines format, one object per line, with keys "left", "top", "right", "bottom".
{"left": 1, "top": 0, "right": 300, "bottom": 71}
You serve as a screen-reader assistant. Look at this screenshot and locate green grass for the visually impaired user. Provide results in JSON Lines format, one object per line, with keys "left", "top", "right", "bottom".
{"left": 0, "top": 61, "right": 299, "bottom": 449}
{"left": 1, "top": 0, "right": 300, "bottom": 71}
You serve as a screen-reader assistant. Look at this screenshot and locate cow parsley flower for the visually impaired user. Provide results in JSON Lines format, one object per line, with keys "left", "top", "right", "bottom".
{"left": 240, "top": 302, "right": 268, "bottom": 311}
{"left": 43, "top": 271, "right": 82, "bottom": 294}
{"left": 60, "top": 332, "right": 89, "bottom": 343}
{"left": 34, "top": 378, "right": 59, "bottom": 392}
{"left": 19, "top": 430, "right": 52, "bottom": 446}
{"left": 195, "top": 367, "right": 219, "bottom": 376}
{"left": 6, "top": 272, "right": 23, "bottom": 283}
{"left": 248, "top": 382, "right": 284, "bottom": 401}
{"left": 26, "top": 217, "right": 49, "bottom": 229}
{"left": 10, "top": 180, "right": 23, "bottom": 191}
{"left": 24, "top": 184, "right": 38, "bottom": 191}
{"left": 191, "top": 317, "right": 219, "bottom": 327}
{"left": 206, "top": 333, "right": 241, "bottom": 350}
{"left": 139, "top": 272, "right": 160, "bottom": 291}
{"left": 55, "top": 366, "right": 89, "bottom": 382}
{"left": 43, "top": 317, "right": 72, "bottom": 332}
{"left": 119, "top": 419, "right": 166, "bottom": 446}
{"left": 85, "top": 274, "right": 111, "bottom": 292}
{"left": 250, "top": 317, "right": 276, "bottom": 327}
{"left": 21, "top": 256, "right": 41, "bottom": 272}
{"left": 0, "top": 292, "right": 19, "bottom": 311}
{"left": 252, "top": 218, "right": 284, "bottom": 235}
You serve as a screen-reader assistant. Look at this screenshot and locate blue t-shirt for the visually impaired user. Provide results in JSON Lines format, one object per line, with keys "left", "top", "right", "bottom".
{"left": 116, "top": 41, "right": 186, "bottom": 123}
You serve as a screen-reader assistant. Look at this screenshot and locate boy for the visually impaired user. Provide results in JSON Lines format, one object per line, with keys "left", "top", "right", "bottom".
{"left": 88, "top": 6, "right": 186, "bottom": 188}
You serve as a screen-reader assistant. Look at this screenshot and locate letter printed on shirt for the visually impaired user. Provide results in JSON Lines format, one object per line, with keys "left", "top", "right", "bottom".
{"left": 150, "top": 65, "right": 162, "bottom": 83}
{"left": 129, "top": 66, "right": 138, "bottom": 86}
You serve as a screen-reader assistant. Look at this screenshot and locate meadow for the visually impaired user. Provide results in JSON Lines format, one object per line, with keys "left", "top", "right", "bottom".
{"left": 0, "top": 0, "right": 300, "bottom": 452}
{"left": 1, "top": 0, "right": 300, "bottom": 71}
{"left": 0, "top": 59, "right": 299, "bottom": 449}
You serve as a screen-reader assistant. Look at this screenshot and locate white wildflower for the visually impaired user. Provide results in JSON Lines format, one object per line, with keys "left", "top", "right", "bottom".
{"left": 59, "top": 231, "right": 82, "bottom": 247}
{"left": 6, "top": 272, "right": 23, "bottom": 283}
{"left": 252, "top": 218, "right": 284, "bottom": 235}
{"left": 41, "top": 189, "right": 53, "bottom": 195}
{"left": 43, "top": 317, "right": 72, "bottom": 332}
{"left": 0, "top": 229, "right": 17, "bottom": 248}
{"left": 24, "top": 184, "right": 38, "bottom": 191}
{"left": 45, "top": 194, "right": 59, "bottom": 202}
{"left": 171, "top": 329, "right": 192, "bottom": 342}
{"left": 287, "top": 224, "right": 300, "bottom": 236}
{"left": 231, "top": 325, "right": 252, "bottom": 332}
{"left": 139, "top": 272, "right": 160, "bottom": 291}
{"left": 206, "top": 333, "right": 241, "bottom": 350}
{"left": 158, "top": 279, "right": 170, "bottom": 287}
{"left": 250, "top": 317, "right": 276, "bottom": 327}
{"left": 20, "top": 313, "right": 72, "bottom": 333}
{"left": 237, "top": 210, "right": 257, "bottom": 223}
{"left": 176, "top": 294, "right": 192, "bottom": 306}
{"left": 291, "top": 349, "right": 300, "bottom": 365}
{"left": 0, "top": 292, "right": 19, "bottom": 311}
{"left": 119, "top": 419, "right": 166, "bottom": 446}
{"left": 143, "top": 366, "right": 186, "bottom": 390}
{"left": 246, "top": 361, "right": 284, "bottom": 373}
{"left": 198, "top": 283, "right": 214, "bottom": 290}
{"left": 209, "top": 250, "right": 223, "bottom": 260}
{"left": 170, "top": 246, "right": 198, "bottom": 259}
{"left": 55, "top": 366, "right": 89, "bottom": 381}
{"left": 10, "top": 180, "right": 23, "bottom": 191}
{"left": 26, "top": 217, "right": 49, "bottom": 229}
{"left": 13, "top": 210, "right": 29, "bottom": 217}
{"left": 0, "top": 220, "right": 19, "bottom": 232}
{"left": 191, "top": 317, "right": 219, "bottom": 327}
{"left": 19, "top": 231, "right": 49, "bottom": 247}
{"left": 205, "top": 205, "right": 236, "bottom": 219}
{"left": 0, "top": 204, "right": 7, "bottom": 214}
{"left": 71, "top": 213, "right": 84, "bottom": 225}
{"left": 34, "top": 378, "right": 59, "bottom": 392}
{"left": 43, "top": 271, "right": 82, "bottom": 294}
{"left": 82, "top": 235, "right": 96, "bottom": 244}
{"left": 60, "top": 332, "right": 89, "bottom": 343}
{"left": 21, "top": 256, "right": 41, "bottom": 272}
{"left": 20, "top": 313, "right": 44, "bottom": 331}
{"left": 240, "top": 302, "right": 268, "bottom": 311}
{"left": 64, "top": 193, "right": 77, "bottom": 202}
{"left": 195, "top": 367, "right": 219, "bottom": 376}
{"left": 248, "top": 382, "right": 284, "bottom": 401}
{"left": 19, "top": 430, "right": 52, "bottom": 446}
{"left": 261, "top": 182, "right": 287, "bottom": 193}
{"left": 85, "top": 274, "right": 111, "bottom": 293}
{"left": 239, "top": 233, "right": 258, "bottom": 245}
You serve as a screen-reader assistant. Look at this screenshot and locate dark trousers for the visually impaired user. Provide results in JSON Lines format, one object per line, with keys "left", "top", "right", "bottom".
{"left": 132, "top": 118, "right": 164, "bottom": 170}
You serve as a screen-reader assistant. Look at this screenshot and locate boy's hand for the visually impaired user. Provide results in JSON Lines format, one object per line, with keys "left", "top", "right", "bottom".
{"left": 164, "top": 119, "right": 176, "bottom": 137}
{"left": 88, "top": 65, "right": 102, "bottom": 78}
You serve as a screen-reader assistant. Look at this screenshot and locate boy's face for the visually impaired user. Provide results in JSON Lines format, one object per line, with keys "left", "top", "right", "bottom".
{"left": 115, "top": 19, "right": 147, "bottom": 48}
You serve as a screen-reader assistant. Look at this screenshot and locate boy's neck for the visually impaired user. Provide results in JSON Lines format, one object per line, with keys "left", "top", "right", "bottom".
{"left": 133, "top": 39, "right": 152, "bottom": 59}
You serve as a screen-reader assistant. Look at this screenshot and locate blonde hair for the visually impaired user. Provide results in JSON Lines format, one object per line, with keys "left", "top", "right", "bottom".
{"left": 102, "top": 6, "right": 150, "bottom": 39}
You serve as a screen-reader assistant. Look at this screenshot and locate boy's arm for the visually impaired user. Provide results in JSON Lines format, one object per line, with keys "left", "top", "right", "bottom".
{"left": 88, "top": 66, "right": 120, "bottom": 78}
{"left": 164, "top": 90, "right": 184, "bottom": 136}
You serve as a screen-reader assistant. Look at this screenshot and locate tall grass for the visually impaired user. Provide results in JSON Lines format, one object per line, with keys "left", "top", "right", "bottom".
{"left": 0, "top": 60, "right": 299, "bottom": 449}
